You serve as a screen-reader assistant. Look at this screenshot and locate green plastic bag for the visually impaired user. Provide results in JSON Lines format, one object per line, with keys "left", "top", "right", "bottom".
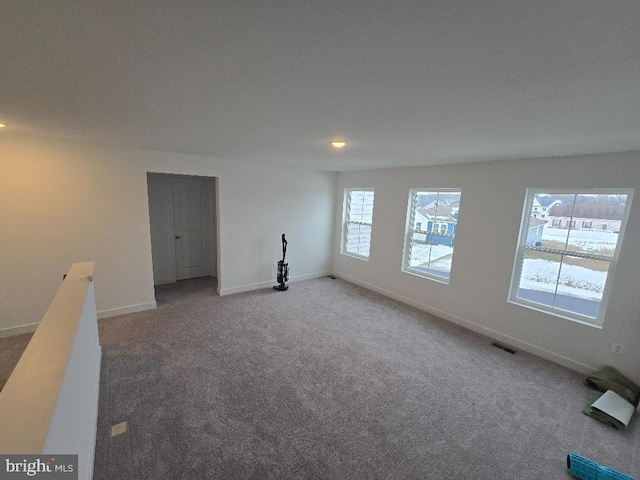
{"left": 585, "top": 366, "right": 640, "bottom": 407}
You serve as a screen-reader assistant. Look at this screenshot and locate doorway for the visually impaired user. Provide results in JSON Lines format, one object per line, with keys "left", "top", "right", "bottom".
{"left": 147, "top": 173, "right": 219, "bottom": 292}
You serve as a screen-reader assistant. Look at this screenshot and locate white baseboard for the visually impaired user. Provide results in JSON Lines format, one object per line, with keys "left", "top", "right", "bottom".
{"left": 0, "top": 322, "right": 39, "bottom": 338}
{"left": 97, "top": 301, "right": 157, "bottom": 319}
{"left": 1, "top": 304, "right": 158, "bottom": 337}
{"left": 334, "top": 272, "right": 595, "bottom": 375}
{"left": 219, "top": 271, "right": 333, "bottom": 296}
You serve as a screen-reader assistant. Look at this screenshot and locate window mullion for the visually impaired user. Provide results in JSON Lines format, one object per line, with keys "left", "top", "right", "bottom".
{"left": 551, "top": 253, "right": 564, "bottom": 310}
{"left": 349, "top": 220, "right": 372, "bottom": 227}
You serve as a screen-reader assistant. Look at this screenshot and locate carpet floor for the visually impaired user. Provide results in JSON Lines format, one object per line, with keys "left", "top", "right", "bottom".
{"left": 92, "top": 277, "right": 639, "bottom": 479}
{"left": 0, "top": 332, "right": 33, "bottom": 392}
{"left": 1, "top": 276, "right": 638, "bottom": 478}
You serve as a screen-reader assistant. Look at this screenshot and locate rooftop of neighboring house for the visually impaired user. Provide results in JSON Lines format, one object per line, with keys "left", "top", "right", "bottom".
{"left": 417, "top": 201, "right": 460, "bottom": 221}
{"left": 548, "top": 203, "right": 626, "bottom": 220}
{"left": 528, "top": 217, "right": 546, "bottom": 228}
{"left": 534, "top": 195, "right": 562, "bottom": 208}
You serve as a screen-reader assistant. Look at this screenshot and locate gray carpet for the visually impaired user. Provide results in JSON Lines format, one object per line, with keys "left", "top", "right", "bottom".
{"left": 0, "top": 332, "right": 33, "bottom": 392}
{"left": 1, "top": 277, "right": 638, "bottom": 478}
{"left": 92, "top": 277, "right": 639, "bottom": 479}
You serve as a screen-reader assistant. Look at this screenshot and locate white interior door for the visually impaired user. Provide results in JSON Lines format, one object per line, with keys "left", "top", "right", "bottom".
{"left": 148, "top": 175, "right": 177, "bottom": 285}
{"left": 172, "top": 178, "right": 214, "bottom": 281}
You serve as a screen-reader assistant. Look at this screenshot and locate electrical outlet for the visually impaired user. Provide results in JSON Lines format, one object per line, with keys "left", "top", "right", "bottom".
{"left": 611, "top": 343, "right": 625, "bottom": 355}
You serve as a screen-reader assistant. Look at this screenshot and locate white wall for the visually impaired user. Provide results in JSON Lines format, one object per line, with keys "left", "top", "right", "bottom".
{"left": 0, "top": 134, "right": 336, "bottom": 335}
{"left": 333, "top": 151, "right": 640, "bottom": 383}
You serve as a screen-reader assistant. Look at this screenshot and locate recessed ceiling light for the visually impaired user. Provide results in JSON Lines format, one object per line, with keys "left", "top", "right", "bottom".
{"left": 330, "top": 140, "right": 346, "bottom": 148}
{"left": 0, "top": 123, "right": 6, "bottom": 128}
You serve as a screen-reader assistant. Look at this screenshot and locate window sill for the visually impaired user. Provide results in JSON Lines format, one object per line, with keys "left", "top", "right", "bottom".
{"left": 507, "top": 297, "right": 603, "bottom": 329}
{"left": 401, "top": 267, "right": 450, "bottom": 285}
{"left": 340, "top": 252, "right": 370, "bottom": 262}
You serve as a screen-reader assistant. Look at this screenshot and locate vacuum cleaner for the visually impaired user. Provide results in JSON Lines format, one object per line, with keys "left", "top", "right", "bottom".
{"left": 567, "top": 452, "right": 635, "bottom": 480}
{"left": 274, "top": 233, "right": 289, "bottom": 291}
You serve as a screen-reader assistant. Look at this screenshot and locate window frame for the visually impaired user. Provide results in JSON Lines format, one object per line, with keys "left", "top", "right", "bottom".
{"left": 508, "top": 188, "right": 634, "bottom": 327}
{"left": 340, "top": 188, "right": 375, "bottom": 261}
{"left": 401, "top": 188, "right": 462, "bottom": 284}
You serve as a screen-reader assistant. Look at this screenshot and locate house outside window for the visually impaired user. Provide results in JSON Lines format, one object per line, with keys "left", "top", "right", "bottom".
{"left": 532, "top": 195, "right": 562, "bottom": 220}
{"left": 402, "top": 189, "right": 462, "bottom": 283}
{"left": 341, "top": 189, "right": 375, "bottom": 260}
{"left": 509, "top": 189, "right": 634, "bottom": 326}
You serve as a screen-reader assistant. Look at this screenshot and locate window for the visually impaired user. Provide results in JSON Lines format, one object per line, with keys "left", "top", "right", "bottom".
{"left": 551, "top": 219, "right": 561, "bottom": 227}
{"left": 434, "top": 222, "right": 448, "bottom": 235}
{"left": 402, "top": 189, "right": 462, "bottom": 283}
{"left": 341, "top": 189, "right": 375, "bottom": 260}
{"left": 509, "top": 189, "right": 634, "bottom": 326}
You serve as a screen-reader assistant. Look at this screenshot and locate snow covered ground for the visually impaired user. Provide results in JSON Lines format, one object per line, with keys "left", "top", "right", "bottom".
{"left": 407, "top": 226, "right": 617, "bottom": 300}
{"left": 520, "top": 226, "right": 617, "bottom": 300}
{"left": 409, "top": 244, "right": 453, "bottom": 272}
{"left": 542, "top": 228, "right": 618, "bottom": 253}
{"left": 519, "top": 258, "right": 607, "bottom": 300}
{"left": 409, "top": 227, "right": 618, "bottom": 301}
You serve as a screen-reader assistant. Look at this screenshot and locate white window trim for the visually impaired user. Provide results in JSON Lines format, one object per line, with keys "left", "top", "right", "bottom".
{"left": 401, "top": 188, "right": 461, "bottom": 284}
{"left": 341, "top": 188, "right": 375, "bottom": 261}
{"left": 508, "top": 188, "right": 634, "bottom": 327}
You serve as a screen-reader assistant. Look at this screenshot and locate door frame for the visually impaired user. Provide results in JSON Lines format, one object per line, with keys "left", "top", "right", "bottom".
{"left": 146, "top": 173, "right": 221, "bottom": 295}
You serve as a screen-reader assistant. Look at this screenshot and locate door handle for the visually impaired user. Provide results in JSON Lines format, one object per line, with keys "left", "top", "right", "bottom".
{"left": 175, "top": 235, "right": 183, "bottom": 239}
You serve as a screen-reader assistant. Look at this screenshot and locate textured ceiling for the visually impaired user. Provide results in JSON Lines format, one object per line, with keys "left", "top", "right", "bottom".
{"left": 1, "top": 1, "right": 639, "bottom": 171}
